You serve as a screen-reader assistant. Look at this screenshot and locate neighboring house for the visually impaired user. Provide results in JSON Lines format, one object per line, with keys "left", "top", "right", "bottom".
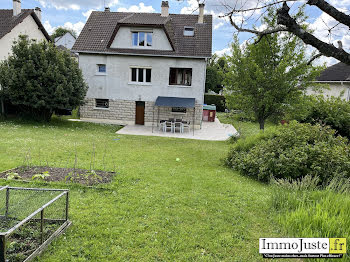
{"left": 307, "top": 62, "right": 350, "bottom": 101}
{"left": 72, "top": 1, "right": 212, "bottom": 128}
{"left": 55, "top": 32, "right": 76, "bottom": 50}
{"left": 0, "top": 0, "right": 50, "bottom": 61}
{"left": 0, "top": 0, "right": 50, "bottom": 115}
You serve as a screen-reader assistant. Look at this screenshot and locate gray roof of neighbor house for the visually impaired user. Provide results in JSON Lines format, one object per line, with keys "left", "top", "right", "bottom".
{"left": 72, "top": 11, "right": 212, "bottom": 58}
{"left": 0, "top": 9, "right": 50, "bottom": 41}
{"left": 316, "top": 62, "right": 350, "bottom": 82}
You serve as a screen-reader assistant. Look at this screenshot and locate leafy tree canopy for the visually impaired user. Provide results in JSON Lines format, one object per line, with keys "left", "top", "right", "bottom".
{"left": 0, "top": 36, "right": 88, "bottom": 121}
{"left": 205, "top": 54, "right": 226, "bottom": 94}
{"left": 51, "top": 27, "right": 77, "bottom": 41}
{"left": 224, "top": 9, "right": 323, "bottom": 130}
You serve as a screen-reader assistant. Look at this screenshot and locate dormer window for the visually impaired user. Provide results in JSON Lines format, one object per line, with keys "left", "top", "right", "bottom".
{"left": 184, "top": 27, "right": 194, "bottom": 37}
{"left": 132, "top": 32, "right": 153, "bottom": 47}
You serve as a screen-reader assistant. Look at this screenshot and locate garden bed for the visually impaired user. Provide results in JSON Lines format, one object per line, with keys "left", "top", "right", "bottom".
{"left": 0, "top": 166, "right": 114, "bottom": 186}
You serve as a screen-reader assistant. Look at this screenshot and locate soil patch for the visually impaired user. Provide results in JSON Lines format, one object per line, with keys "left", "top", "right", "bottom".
{"left": 0, "top": 166, "right": 114, "bottom": 186}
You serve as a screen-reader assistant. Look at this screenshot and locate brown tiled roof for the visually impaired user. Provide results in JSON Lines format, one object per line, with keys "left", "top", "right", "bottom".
{"left": 316, "top": 62, "right": 350, "bottom": 82}
{"left": 72, "top": 11, "right": 212, "bottom": 58}
{"left": 0, "top": 9, "right": 50, "bottom": 41}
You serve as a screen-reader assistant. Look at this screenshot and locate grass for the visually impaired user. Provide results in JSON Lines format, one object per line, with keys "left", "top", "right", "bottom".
{"left": 272, "top": 185, "right": 350, "bottom": 261}
{"left": 0, "top": 117, "right": 290, "bottom": 261}
{"left": 217, "top": 112, "right": 276, "bottom": 138}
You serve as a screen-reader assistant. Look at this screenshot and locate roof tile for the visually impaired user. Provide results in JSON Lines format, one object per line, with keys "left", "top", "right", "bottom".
{"left": 72, "top": 11, "right": 212, "bottom": 58}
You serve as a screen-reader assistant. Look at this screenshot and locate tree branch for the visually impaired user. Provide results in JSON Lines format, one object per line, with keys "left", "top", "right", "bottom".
{"left": 307, "top": 53, "right": 322, "bottom": 65}
{"left": 277, "top": 2, "right": 350, "bottom": 65}
{"left": 228, "top": 15, "right": 287, "bottom": 35}
{"left": 307, "top": 0, "right": 350, "bottom": 28}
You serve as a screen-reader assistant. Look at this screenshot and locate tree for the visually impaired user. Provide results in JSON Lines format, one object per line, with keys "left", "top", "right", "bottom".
{"left": 224, "top": 11, "right": 322, "bottom": 130}
{"left": 0, "top": 36, "right": 88, "bottom": 121}
{"left": 51, "top": 27, "right": 77, "bottom": 41}
{"left": 205, "top": 54, "right": 226, "bottom": 93}
{"left": 222, "top": 0, "right": 350, "bottom": 65}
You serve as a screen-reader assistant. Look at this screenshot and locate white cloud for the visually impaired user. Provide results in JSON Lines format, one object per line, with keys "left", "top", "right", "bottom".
{"left": 214, "top": 22, "right": 224, "bottom": 30}
{"left": 43, "top": 20, "right": 85, "bottom": 36}
{"left": 62, "top": 21, "right": 85, "bottom": 35}
{"left": 43, "top": 20, "right": 55, "bottom": 35}
{"left": 83, "top": 9, "right": 95, "bottom": 18}
{"left": 215, "top": 47, "right": 231, "bottom": 56}
{"left": 36, "top": 0, "right": 119, "bottom": 10}
{"left": 117, "top": 3, "right": 155, "bottom": 13}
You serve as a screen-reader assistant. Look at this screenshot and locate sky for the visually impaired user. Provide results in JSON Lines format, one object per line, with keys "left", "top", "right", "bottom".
{"left": 1, "top": 0, "right": 349, "bottom": 66}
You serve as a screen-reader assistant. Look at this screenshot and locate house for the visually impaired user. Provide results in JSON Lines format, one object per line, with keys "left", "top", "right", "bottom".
{"left": 72, "top": 1, "right": 212, "bottom": 129}
{"left": 0, "top": 0, "right": 50, "bottom": 115}
{"left": 0, "top": 0, "right": 50, "bottom": 61}
{"left": 55, "top": 32, "right": 76, "bottom": 50}
{"left": 307, "top": 62, "right": 350, "bottom": 101}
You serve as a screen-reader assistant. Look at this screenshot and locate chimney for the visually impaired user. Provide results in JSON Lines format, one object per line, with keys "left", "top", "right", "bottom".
{"left": 161, "top": 1, "right": 169, "bottom": 17}
{"left": 105, "top": 7, "right": 110, "bottom": 12}
{"left": 13, "top": 0, "right": 21, "bottom": 16}
{"left": 198, "top": 3, "right": 205, "bottom": 23}
{"left": 34, "top": 7, "right": 41, "bottom": 21}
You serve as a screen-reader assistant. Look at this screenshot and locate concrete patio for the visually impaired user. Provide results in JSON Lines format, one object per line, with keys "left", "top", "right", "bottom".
{"left": 116, "top": 118, "right": 238, "bottom": 141}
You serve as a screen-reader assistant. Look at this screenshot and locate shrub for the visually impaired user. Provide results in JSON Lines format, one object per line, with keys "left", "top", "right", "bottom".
{"left": 0, "top": 36, "right": 88, "bottom": 122}
{"left": 204, "top": 94, "right": 226, "bottom": 112}
{"left": 287, "top": 95, "right": 350, "bottom": 139}
{"left": 226, "top": 121, "right": 350, "bottom": 183}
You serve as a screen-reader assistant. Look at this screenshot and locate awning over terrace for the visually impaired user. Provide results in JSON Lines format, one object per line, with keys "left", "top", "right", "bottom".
{"left": 154, "top": 96, "right": 196, "bottom": 108}
{"left": 152, "top": 96, "right": 196, "bottom": 135}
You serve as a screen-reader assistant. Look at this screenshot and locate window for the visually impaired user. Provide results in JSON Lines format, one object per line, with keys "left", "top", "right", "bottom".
{"left": 132, "top": 32, "right": 153, "bottom": 47}
{"left": 169, "top": 68, "right": 192, "bottom": 86}
{"left": 95, "top": 99, "right": 109, "bottom": 109}
{"left": 172, "top": 107, "right": 187, "bottom": 113}
{"left": 97, "top": 64, "right": 106, "bottom": 73}
{"left": 131, "top": 68, "right": 152, "bottom": 83}
{"left": 184, "top": 27, "right": 195, "bottom": 37}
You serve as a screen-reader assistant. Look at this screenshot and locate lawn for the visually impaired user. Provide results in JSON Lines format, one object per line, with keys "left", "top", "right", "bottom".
{"left": 217, "top": 112, "right": 276, "bottom": 138}
{"left": 0, "top": 117, "right": 288, "bottom": 261}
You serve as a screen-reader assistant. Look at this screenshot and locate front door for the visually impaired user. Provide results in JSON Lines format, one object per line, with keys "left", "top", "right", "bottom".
{"left": 135, "top": 101, "right": 145, "bottom": 125}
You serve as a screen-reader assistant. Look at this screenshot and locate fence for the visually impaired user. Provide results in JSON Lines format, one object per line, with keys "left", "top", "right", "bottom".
{"left": 0, "top": 186, "right": 71, "bottom": 262}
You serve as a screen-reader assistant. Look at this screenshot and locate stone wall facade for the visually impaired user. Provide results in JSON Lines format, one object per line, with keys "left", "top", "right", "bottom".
{"left": 80, "top": 98, "right": 203, "bottom": 128}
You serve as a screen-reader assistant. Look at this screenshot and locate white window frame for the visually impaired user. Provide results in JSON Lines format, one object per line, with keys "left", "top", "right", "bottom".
{"left": 94, "top": 99, "right": 110, "bottom": 110}
{"left": 96, "top": 64, "right": 107, "bottom": 75}
{"left": 129, "top": 66, "right": 152, "bottom": 85}
{"left": 131, "top": 31, "right": 153, "bottom": 48}
{"left": 184, "top": 27, "right": 195, "bottom": 37}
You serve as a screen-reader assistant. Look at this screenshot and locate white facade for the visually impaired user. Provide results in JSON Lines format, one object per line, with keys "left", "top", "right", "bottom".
{"left": 0, "top": 15, "right": 46, "bottom": 61}
{"left": 77, "top": 17, "right": 209, "bottom": 128}
{"left": 79, "top": 53, "right": 206, "bottom": 103}
{"left": 55, "top": 32, "right": 76, "bottom": 50}
{"left": 111, "top": 27, "right": 172, "bottom": 51}
{"left": 307, "top": 82, "right": 350, "bottom": 101}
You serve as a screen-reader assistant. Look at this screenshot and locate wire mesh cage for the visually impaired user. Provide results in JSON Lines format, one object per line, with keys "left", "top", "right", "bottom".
{"left": 0, "top": 186, "right": 71, "bottom": 262}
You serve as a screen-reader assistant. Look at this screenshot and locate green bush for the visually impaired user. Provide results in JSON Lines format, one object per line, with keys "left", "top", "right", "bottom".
{"left": 204, "top": 94, "right": 226, "bottom": 112}
{"left": 226, "top": 121, "right": 350, "bottom": 183}
{"left": 288, "top": 95, "right": 350, "bottom": 139}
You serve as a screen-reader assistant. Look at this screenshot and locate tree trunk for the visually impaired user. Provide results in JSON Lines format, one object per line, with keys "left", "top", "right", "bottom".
{"left": 259, "top": 118, "right": 265, "bottom": 130}
{"left": 0, "top": 98, "right": 4, "bottom": 116}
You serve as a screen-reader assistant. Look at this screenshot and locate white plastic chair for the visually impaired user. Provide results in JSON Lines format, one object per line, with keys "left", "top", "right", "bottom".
{"left": 164, "top": 121, "right": 173, "bottom": 132}
{"left": 181, "top": 121, "right": 190, "bottom": 133}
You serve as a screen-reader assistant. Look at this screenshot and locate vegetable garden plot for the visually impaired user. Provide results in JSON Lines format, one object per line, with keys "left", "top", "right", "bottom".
{"left": 0, "top": 186, "right": 71, "bottom": 262}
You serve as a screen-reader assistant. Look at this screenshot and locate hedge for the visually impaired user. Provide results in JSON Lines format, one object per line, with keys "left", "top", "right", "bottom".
{"left": 204, "top": 94, "right": 226, "bottom": 112}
